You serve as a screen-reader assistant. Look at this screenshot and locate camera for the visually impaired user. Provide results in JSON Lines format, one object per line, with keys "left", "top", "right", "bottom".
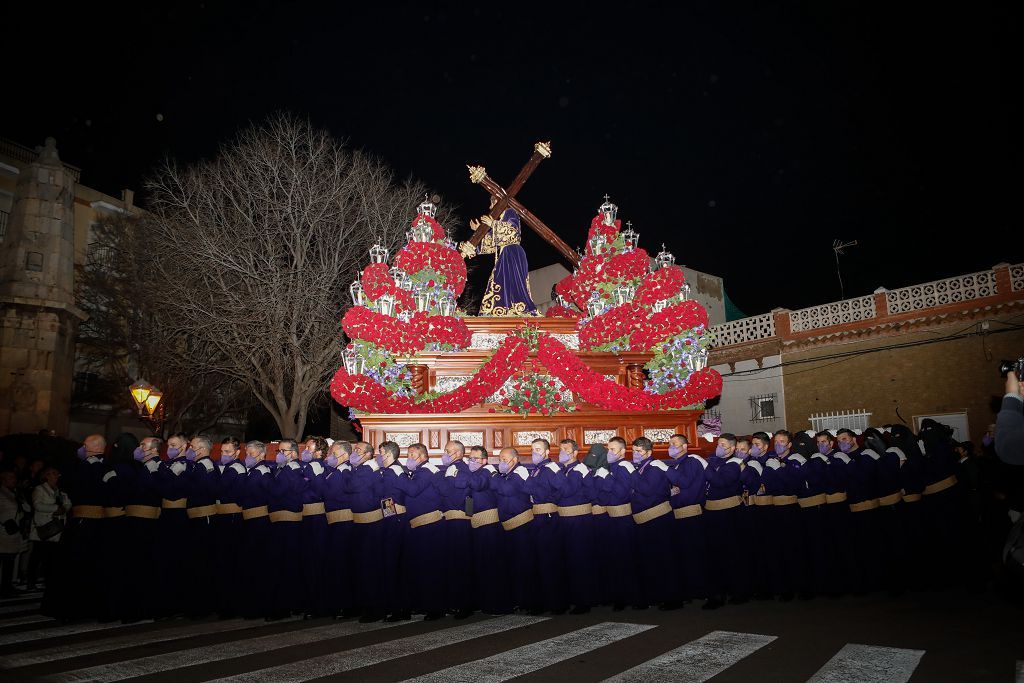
{"left": 999, "top": 358, "right": 1024, "bottom": 379}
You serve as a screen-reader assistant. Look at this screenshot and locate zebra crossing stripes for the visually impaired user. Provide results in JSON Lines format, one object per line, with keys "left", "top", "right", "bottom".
{"left": 401, "top": 621, "right": 655, "bottom": 683}
{"left": 601, "top": 630, "right": 777, "bottom": 683}
{"left": 0, "top": 618, "right": 152, "bottom": 646}
{"left": 39, "top": 619, "right": 401, "bottom": 683}
{"left": 207, "top": 615, "right": 549, "bottom": 683}
{"left": 806, "top": 643, "right": 925, "bottom": 683}
{"left": 1, "top": 617, "right": 288, "bottom": 670}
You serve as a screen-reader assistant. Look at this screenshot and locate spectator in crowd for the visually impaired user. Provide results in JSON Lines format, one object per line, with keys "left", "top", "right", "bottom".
{"left": 0, "top": 469, "right": 31, "bottom": 597}
{"left": 27, "top": 466, "right": 69, "bottom": 591}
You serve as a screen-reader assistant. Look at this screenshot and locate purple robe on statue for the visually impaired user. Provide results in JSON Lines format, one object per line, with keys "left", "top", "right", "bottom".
{"left": 477, "top": 208, "right": 538, "bottom": 316}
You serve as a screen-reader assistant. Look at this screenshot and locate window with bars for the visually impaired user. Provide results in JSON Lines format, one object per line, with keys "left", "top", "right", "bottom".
{"left": 750, "top": 393, "right": 777, "bottom": 422}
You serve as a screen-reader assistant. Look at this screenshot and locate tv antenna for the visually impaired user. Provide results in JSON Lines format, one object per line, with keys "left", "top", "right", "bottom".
{"left": 833, "top": 239, "right": 858, "bottom": 299}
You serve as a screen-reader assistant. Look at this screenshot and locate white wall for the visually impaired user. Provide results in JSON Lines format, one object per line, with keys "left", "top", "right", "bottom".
{"left": 710, "top": 354, "right": 786, "bottom": 436}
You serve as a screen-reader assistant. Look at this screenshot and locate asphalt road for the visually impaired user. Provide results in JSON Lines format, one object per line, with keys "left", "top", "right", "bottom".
{"left": 0, "top": 588, "right": 1021, "bottom": 682}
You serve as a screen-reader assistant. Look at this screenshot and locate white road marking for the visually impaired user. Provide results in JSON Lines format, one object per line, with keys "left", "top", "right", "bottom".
{"left": 806, "top": 643, "right": 925, "bottom": 683}
{"left": 602, "top": 630, "right": 777, "bottom": 683}
{"left": 402, "top": 621, "right": 655, "bottom": 683}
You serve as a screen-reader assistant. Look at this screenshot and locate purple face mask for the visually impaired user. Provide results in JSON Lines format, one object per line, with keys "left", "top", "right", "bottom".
{"left": 982, "top": 434, "right": 993, "bottom": 447}
{"left": 607, "top": 450, "right": 622, "bottom": 463}
{"left": 325, "top": 454, "right": 339, "bottom": 468}
{"left": 300, "top": 449, "right": 313, "bottom": 463}
{"left": 750, "top": 445, "right": 763, "bottom": 458}
{"left": 441, "top": 453, "right": 453, "bottom": 466}
{"left": 498, "top": 461, "right": 511, "bottom": 474}
{"left": 558, "top": 451, "right": 572, "bottom": 464}
{"left": 667, "top": 445, "right": 684, "bottom": 458}
{"left": 221, "top": 451, "right": 236, "bottom": 463}
{"left": 405, "top": 457, "right": 420, "bottom": 471}
{"left": 244, "top": 454, "right": 259, "bottom": 468}
{"left": 375, "top": 454, "right": 386, "bottom": 468}
{"left": 77, "top": 445, "right": 88, "bottom": 459}
{"left": 132, "top": 446, "right": 146, "bottom": 461}
{"left": 184, "top": 448, "right": 197, "bottom": 461}
{"left": 167, "top": 447, "right": 180, "bottom": 459}
{"left": 531, "top": 452, "right": 546, "bottom": 465}
{"left": 838, "top": 440, "right": 854, "bottom": 453}
{"left": 467, "top": 460, "right": 484, "bottom": 472}
{"left": 714, "top": 445, "right": 727, "bottom": 458}
{"left": 774, "top": 443, "right": 787, "bottom": 456}
{"left": 275, "top": 451, "right": 287, "bottom": 466}
{"left": 632, "top": 450, "right": 645, "bottom": 464}
{"left": 817, "top": 442, "right": 831, "bottom": 455}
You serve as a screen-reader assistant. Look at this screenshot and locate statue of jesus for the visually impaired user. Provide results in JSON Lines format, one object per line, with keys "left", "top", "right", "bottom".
{"left": 460, "top": 198, "right": 538, "bottom": 317}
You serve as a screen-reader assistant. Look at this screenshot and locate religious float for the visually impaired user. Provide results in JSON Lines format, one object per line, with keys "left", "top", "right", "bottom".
{"left": 330, "top": 143, "right": 722, "bottom": 456}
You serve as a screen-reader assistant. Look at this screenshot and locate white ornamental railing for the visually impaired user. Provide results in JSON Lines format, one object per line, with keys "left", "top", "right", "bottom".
{"left": 809, "top": 410, "right": 872, "bottom": 433}
{"left": 709, "top": 313, "right": 776, "bottom": 347}
{"left": 788, "top": 295, "right": 876, "bottom": 333}
{"left": 885, "top": 270, "right": 997, "bottom": 314}
{"left": 1011, "top": 264, "right": 1024, "bottom": 292}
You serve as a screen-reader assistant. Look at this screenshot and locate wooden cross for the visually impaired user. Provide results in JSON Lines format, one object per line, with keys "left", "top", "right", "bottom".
{"left": 467, "top": 142, "right": 580, "bottom": 268}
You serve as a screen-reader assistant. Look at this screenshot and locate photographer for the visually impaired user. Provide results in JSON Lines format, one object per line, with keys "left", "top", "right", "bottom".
{"left": 996, "top": 367, "right": 1024, "bottom": 465}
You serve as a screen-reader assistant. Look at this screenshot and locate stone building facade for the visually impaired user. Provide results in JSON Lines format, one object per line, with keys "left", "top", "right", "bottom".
{"left": 0, "top": 138, "right": 137, "bottom": 437}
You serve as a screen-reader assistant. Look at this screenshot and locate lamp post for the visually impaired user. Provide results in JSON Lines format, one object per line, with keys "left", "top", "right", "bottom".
{"left": 129, "top": 380, "right": 164, "bottom": 434}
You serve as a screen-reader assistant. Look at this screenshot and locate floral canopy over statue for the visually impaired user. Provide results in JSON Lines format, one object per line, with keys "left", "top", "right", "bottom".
{"left": 330, "top": 146, "right": 722, "bottom": 420}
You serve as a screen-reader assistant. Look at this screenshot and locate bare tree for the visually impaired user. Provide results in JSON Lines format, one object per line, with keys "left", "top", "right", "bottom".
{"left": 75, "top": 213, "right": 254, "bottom": 436}
{"left": 140, "top": 114, "right": 449, "bottom": 438}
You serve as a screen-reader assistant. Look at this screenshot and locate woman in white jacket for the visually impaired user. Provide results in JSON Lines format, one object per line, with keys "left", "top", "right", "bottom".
{"left": 0, "top": 470, "right": 31, "bottom": 597}
{"left": 27, "top": 467, "right": 69, "bottom": 591}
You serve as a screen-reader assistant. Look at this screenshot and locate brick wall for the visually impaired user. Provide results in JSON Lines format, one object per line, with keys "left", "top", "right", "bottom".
{"left": 781, "top": 319, "right": 1024, "bottom": 443}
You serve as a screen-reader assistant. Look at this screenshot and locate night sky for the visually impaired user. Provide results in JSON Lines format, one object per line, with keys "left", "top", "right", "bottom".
{"left": 3, "top": 1, "right": 1019, "bottom": 315}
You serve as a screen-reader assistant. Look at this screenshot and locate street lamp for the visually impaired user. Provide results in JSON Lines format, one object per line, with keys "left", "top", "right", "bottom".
{"left": 144, "top": 389, "right": 162, "bottom": 416}
{"left": 129, "top": 380, "right": 152, "bottom": 414}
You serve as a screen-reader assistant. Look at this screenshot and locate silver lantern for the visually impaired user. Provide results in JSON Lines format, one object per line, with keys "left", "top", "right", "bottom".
{"left": 369, "top": 242, "right": 389, "bottom": 264}
{"left": 377, "top": 292, "right": 396, "bottom": 317}
{"left": 681, "top": 282, "right": 691, "bottom": 301}
{"left": 586, "top": 290, "right": 604, "bottom": 318}
{"left": 693, "top": 348, "right": 709, "bottom": 371}
{"left": 614, "top": 284, "right": 631, "bottom": 306}
{"left": 599, "top": 195, "right": 618, "bottom": 226}
{"left": 417, "top": 194, "right": 438, "bottom": 218}
{"left": 414, "top": 287, "right": 431, "bottom": 313}
{"left": 655, "top": 244, "right": 676, "bottom": 270}
{"left": 349, "top": 278, "right": 365, "bottom": 306}
{"left": 621, "top": 221, "right": 638, "bottom": 252}
{"left": 438, "top": 294, "right": 456, "bottom": 317}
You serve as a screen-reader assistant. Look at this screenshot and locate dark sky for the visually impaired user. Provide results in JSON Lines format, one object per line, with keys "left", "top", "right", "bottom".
{"left": 3, "top": 1, "right": 1019, "bottom": 315}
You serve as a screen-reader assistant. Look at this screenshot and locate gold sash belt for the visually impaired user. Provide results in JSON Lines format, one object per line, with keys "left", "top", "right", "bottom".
{"left": 674, "top": 504, "right": 703, "bottom": 519}
{"left": 409, "top": 510, "right": 443, "bottom": 528}
{"left": 705, "top": 496, "right": 742, "bottom": 511}
{"left": 633, "top": 501, "right": 672, "bottom": 524}
{"left": 558, "top": 503, "right": 593, "bottom": 517}
{"left": 471, "top": 509, "right": 500, "bottom": 528}
{"left": 924, "top": 475, "right": 957, "bottom": 495}
{"left": 501, "top": 509, "right": 535, "bottom": 531}
{"left": 242, "top": 506, "right": 269, "bottom": 520}
{"left": 125, "top": 505, "right": 160, "bottom": 519}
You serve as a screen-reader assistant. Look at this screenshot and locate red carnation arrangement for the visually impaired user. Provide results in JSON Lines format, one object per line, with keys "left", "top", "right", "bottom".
{"left": 537, "top": 335, "right": 721, "bottom": 411}
{"left": 331, "top": 335, "right": 528, "bottom": 413}
{"left": 579, "top": 302, "right": 645, "bottom": 350}
{"left": 544, "top": 305, "right": 583, "bottom": 320}
{"left": 635, "top": 265, "right": 684, "bottom": 305}
{"left": 628, "top": 300, "right": 709, "bottom": 351}
{"left": 602, "top": 248, "right": 650, "bottom": 281}
{"left": 394, "top": 242, "right": 468, "bottom": 296}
